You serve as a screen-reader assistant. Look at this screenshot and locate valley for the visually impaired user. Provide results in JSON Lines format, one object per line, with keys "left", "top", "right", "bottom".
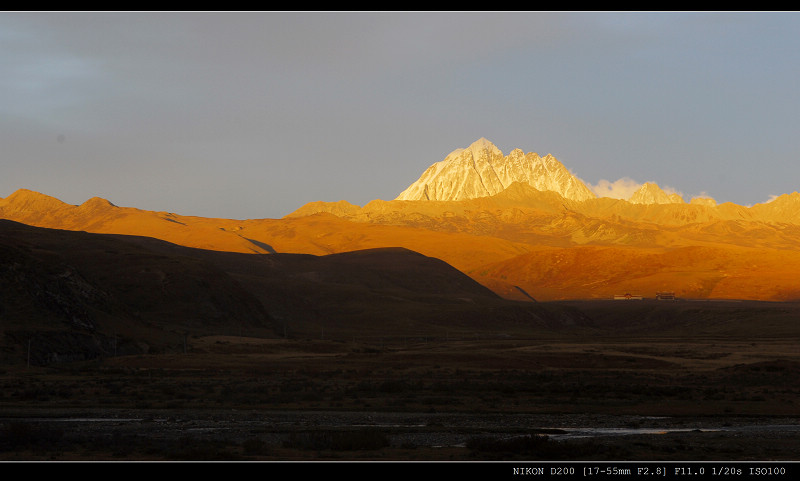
{"left": 2, "top": 138, "right": 800, "bottom": 461}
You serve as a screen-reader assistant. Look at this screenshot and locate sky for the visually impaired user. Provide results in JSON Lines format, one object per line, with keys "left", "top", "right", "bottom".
{"left": 3, "top": 11, "right": 800, "bottom": 219}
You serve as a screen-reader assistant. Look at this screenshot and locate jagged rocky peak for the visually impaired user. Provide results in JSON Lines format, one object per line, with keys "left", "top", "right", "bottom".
{"left": 668, "top": 192, "right": 685, "bottom": 204}
{"left": 465, "top": 136, "right": 502, "bottom": 157}
{"left": 628, "top": 182, "right": 684, "bottom": 205}
{"left": 395, "top": 138, "right": 596, "bottom": 202}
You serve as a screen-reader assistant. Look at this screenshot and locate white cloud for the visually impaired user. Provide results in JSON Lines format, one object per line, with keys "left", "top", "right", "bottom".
{"left": 587, "top": 177, "right": 643, "bottom": 199}
{"left": 661, "top": 184, "right": 685, "bottom": 200}
{"left": 586, "top": 177, "right": 686, "bottom": 201}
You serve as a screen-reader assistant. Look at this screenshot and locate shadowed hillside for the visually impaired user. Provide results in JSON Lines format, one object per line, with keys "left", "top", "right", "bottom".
{"left": 110, "top": 236, "right": 595, "bottom": 341}
{"left": 0, "top": 220, "right": 592, "bottom": 366}
{"left": 0, "top": 219, "right": 277, "bottom": 366}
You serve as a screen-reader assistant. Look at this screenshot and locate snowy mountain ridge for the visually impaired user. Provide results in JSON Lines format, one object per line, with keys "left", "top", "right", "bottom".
{"left": 395, "top": 138, "right": 597, "bottom": 202}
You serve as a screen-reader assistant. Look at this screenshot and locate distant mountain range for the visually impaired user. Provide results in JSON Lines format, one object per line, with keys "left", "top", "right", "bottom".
{"left": 291, "top": 138, "right": 800, "bottom": 230}
{"left": 4, "top": 138, "right": 800, "bottom": 304}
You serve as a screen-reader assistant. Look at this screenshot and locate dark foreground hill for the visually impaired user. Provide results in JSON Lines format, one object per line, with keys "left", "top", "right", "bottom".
{"left": 0, "top": 219, "right": 276, "bottom": 366}
{"left": 101, "top": 233, "right": 596, "bottom": 340}
{"left": 0, "top": 220, "right": 591, "bottom": 366}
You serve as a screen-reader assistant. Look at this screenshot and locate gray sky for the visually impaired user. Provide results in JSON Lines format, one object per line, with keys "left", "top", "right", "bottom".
{"left": 3, "top": 11, "right": 800, "bottom": 219}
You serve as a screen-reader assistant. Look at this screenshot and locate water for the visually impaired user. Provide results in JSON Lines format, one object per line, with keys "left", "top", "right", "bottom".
{"left": 4, "top": 412, "right": 800, "bottom": 449}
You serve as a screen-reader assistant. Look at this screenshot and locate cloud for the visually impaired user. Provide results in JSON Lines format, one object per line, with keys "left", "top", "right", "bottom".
{"left": 660, "top": 184, "right": 685, "bottom": 200}
{"left": 586, "top": 177, "right": 643, "bottom": 199}
{"left": 586, "top": 177, "right": 687, "bottom": 201}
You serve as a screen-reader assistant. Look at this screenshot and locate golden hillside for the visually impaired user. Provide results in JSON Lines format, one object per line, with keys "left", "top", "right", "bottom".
{"left": 4, "top": 185, "right": 800, "bottom": 302}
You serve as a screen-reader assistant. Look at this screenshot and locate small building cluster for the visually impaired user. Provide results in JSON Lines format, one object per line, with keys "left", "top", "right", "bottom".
{"left": 611, "top": 291, "right": 677, "bottom": 300}
{"left": 613, "top": 293, "right": 643, "bottom": 300}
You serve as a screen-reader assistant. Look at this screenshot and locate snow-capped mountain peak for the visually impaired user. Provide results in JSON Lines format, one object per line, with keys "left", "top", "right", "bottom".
{"left": 395, "top": 138, "right": 596, "bottom": 202}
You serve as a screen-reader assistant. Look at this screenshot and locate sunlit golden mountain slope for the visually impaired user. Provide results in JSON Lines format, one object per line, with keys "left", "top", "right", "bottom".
{"left": 4, "top": 182, "right": 800, "bottom": 302}
{"left": 0, "top": 189, "right": 271, "bottom": 254}
{"left": 0, "top": 189, "right": 531, "bottom": 276}
{"left": 287, "top": 183, "right": 800, "bottom": 301}
{"left": 471, "top": 244, "right": 800, "bottom": 301}
{"left": 288, "top": 181, "right": 800, "bottom": 247}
